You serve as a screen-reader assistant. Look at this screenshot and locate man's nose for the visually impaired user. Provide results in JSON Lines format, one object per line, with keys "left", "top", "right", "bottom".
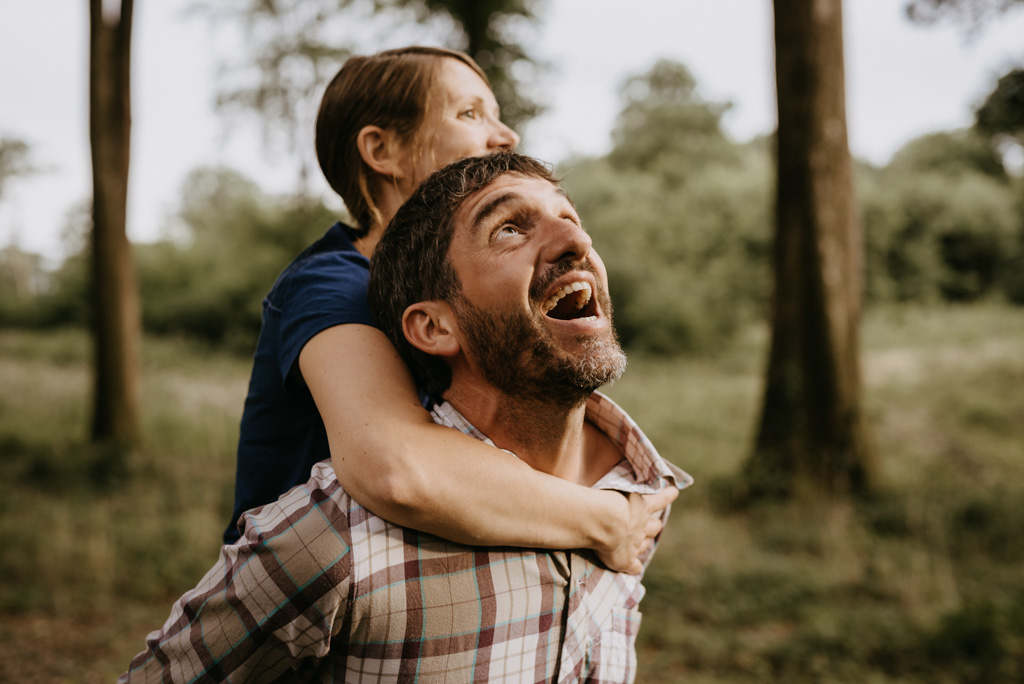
{"left": 489, "top": 120, "right": 520, "bottom": 150}
{"left": 542, "top": 218, "right": 592, "bottom": 265}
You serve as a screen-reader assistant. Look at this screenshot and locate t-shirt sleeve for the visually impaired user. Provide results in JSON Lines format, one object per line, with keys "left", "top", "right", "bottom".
{"left": 274, "top": 251, "right": 376, "bottom": 384}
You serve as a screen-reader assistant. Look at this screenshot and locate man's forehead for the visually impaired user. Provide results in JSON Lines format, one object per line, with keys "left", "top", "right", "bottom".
{"left": 456, "top": 173, "right": 571, "bottom": 235}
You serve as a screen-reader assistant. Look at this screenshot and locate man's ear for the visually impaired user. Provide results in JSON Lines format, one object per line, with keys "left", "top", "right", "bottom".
{"left": 402, "top": 301, "right": 461, "bottom": 358}
{"left": 356, "top": 125, "right": 407, "bottom": 180}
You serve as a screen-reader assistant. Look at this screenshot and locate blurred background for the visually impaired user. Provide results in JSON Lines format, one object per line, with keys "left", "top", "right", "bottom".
{"left": 1, "top": 0, "right": 1023, "bottom": 681}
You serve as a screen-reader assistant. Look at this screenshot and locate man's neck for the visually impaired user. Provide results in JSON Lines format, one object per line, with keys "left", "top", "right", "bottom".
{"left": 443, "top": 382, "right": 619, "bottom": 486}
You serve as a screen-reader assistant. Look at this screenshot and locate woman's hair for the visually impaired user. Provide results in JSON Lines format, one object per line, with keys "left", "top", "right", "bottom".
{"left": 315, "top": 46, "right": 489, "bottom": 239}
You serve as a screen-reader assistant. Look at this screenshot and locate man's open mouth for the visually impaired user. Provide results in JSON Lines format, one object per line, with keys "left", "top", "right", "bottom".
{"left": 542, "top": 281, "right": 598, "bottom": 321}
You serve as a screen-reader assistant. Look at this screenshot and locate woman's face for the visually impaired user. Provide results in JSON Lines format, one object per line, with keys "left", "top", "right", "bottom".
{"left": 404, "top": 58, "right": 520, "bottom": 187}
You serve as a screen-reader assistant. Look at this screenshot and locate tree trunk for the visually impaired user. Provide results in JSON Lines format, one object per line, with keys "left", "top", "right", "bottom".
{"left": 745, "top": 0, "right": 876, "bottom": 498}
{"left": 89, "top": 0, "right": 142, "bottom": 446}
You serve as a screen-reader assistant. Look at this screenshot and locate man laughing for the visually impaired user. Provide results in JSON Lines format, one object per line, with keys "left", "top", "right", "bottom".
{"left": 120, "top": 152, "right": 690, "bottom": 684}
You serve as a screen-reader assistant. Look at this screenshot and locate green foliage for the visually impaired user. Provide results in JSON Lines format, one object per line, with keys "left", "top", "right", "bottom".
{"left": 559, "top": 58, "right": 1024, "bottom": 356}
{"left": 860, "top": 132, "right": 1022, "bottom": 304}
{"left": 861, "top": 170, "right": 1018, "bottom": 302}
{"left": 0, "top": 166, "right": 317, "bottom": 347}
{"left": 925, "top": 601, "right": 1016, "bottom": 681}
{"left": 613, "top": 305, "right": 1024, "bottom": 682}
{"left": 136, "top": 166, "right": 336, "bottom": 348}
{"left": 970, "top": 64, "right": 1024, "bottom": 305}
{"left": 0, "top": 249, "right": 89, "bottom": 329}
{"left": 0, "top": 136, "right": 35, "bottom": 201}
{"left": 565, "top": 155, "right": 771, "bottom": 353}
{"left": 609, "top": 60, "right": 738, "bottom": 181}
{"left": 886, "top": 129, "right": 1007, "bottom": 179}
{"left": 1, "top": 306, "right": 1023, "bottom": 681}
{"left": 7, "top": 52, "right": 1024, "bottom": 354}
{"left": 1000, "top": 238, "right": 1024, "bottom": 304}
{"left": 0, "top": 329, "right": 245, "bottom": 617}
{"left": 559, "top": 60, "right": 1024, "bottom": 354}
{"left": 905, "top": 0, "right": 1024, "bottom": 30}
{"left": 1, "top": 166, "right": 343, "bottom": 346}
{"left": 976, "top": 68, "right": 1024, "bottom": 144}
{"left": 561, "top": 61, "right": 771, "bottom": 354}
{"left": 195, "top": 0, "right": 360, "bottom": 177}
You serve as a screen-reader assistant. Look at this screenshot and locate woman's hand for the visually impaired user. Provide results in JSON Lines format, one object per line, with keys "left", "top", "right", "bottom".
{"left": 594, "top": 487, "right": 678, "bottom": 574}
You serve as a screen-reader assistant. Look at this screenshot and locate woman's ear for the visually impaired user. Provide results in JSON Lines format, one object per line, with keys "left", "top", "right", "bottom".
{"left": 402, "top": 301, "right": 460, "bottom": 358}
{"left": 356, "top": 125, "right": 406, "bottom": 180}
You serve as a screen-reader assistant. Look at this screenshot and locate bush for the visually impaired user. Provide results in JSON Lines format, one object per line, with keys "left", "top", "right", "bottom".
{"left": 860, "top": 167, "right": 1020, "bottom": 303}
{"left": 562, "top": 147, "right": 771, "bottom": 354}
{"left": 2, "top": 167, "right": 342, "bottom": 347}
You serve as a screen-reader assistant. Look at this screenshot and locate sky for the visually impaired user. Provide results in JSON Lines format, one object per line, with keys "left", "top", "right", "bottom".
{"left": 2, "top": 0, "right": 1023, "bottom": 264}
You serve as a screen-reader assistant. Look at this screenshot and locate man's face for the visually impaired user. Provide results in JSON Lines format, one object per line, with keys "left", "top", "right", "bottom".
{"left": 446, "top": 174, "right": 626, "bottom": 403}
{"left": 405, "top": 58, "right": 520, "bottom": 187}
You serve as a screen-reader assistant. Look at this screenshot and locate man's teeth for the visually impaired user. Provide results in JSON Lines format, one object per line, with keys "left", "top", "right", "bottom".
{"left": 543, "top": 281, "right": 592, "bottom": 314}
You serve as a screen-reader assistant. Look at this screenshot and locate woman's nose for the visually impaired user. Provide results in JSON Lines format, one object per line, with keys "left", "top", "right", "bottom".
{"left": 489, "top": 120, "right": 520, "bottom": 150}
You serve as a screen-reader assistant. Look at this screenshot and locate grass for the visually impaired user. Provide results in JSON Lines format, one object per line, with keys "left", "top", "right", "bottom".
{"left": 609, "top": 304, "right": 1024, "bottom": 683}
{"left": 0, "top": 332, "right": 246, "bottom": 682}
{"left": 1, "top": 304, "right": 1022, "bottom": 682}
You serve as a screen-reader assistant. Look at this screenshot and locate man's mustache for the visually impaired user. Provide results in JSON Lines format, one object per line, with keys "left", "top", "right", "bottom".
{"left": 529, "top": 259, "right": 601, "bottom": 304}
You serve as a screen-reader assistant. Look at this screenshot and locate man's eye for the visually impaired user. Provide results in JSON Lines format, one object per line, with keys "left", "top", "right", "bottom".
{"left": 494, "top": 224, "right": 520, "bottom": 240}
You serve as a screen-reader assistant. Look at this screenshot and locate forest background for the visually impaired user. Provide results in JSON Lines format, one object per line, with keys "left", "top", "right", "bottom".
{"left": 1, "top": 0, "right": 1023, "bottom": 682}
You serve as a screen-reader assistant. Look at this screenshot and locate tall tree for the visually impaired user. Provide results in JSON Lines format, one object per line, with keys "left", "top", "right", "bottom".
{"left": 744, "top": 0, "right": 876, "bottom": 498}
{"left": 89, "top": 0, "right": 142, "bottom": 446}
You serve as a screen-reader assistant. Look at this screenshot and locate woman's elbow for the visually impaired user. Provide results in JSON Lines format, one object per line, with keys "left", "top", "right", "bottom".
{"left": 332, "top": 444, "right": 433, "bottom": 522}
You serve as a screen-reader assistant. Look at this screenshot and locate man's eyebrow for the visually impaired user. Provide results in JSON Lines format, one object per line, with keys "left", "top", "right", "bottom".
{"left": 470, "top": 191, "right": 525, "bottom": 235}
{"left": 469, "top": 185, "right": 573, "bottom": 236}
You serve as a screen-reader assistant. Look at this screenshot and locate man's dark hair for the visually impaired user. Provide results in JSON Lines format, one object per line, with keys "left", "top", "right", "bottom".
{"left": 368, "top": 151, "right": 558, "bottom": 398}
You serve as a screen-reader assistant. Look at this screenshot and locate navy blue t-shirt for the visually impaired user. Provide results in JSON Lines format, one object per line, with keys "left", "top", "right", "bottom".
{"left": 224, "top": 223, "right": 375, "bottom": 543}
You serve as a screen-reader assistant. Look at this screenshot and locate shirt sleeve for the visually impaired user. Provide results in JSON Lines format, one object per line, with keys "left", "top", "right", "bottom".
{"left": 120, "top": 473, "right": 354, "bottom": 683}
{"left": 274, "top": 250, "right": 376, "bottom": 384}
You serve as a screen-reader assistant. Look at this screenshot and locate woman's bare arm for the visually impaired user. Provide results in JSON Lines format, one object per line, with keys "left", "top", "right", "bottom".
{"left": 299, "top": 323, "right": 676, "bottom": 574}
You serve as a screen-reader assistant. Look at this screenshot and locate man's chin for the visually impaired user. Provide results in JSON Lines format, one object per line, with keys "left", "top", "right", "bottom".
{"left": 543, "top": 332, "right": 627, "bottom": 395}
{"left": 567, "top": 340, "right": 627, "bottom": 388}
{"left": 457, "top": 295, "right": 626, "bottom": 402}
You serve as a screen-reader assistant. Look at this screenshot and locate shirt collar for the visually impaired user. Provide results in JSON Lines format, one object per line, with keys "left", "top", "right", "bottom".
{"left": 430, "top": 391, "right": 692, "bottom": 494}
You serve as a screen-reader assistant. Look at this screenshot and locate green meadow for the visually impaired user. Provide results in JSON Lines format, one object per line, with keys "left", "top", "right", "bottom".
{"left": 1, "top": 304, "right": 1022, "bottom": 682}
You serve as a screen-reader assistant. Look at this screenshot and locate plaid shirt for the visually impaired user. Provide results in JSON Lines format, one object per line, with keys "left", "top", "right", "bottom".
{"left": 121, "top": 392, "right": 692, "bottom": 683}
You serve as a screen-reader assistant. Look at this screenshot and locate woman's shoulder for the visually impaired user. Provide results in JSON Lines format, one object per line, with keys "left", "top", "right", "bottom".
{"left": 271, "top": 223, "right": 370, "bottom": 300}
{"left": 290, "top": 223, "right": 368, "bottom": 273}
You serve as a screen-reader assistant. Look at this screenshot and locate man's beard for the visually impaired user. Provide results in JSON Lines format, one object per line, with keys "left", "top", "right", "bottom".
{"left": 452, "top": 279, "right": 627, "bottom": 406}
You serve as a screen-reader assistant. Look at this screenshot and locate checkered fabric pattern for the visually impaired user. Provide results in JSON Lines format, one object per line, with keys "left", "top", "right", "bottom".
{"left": 119, "top": 391, "right": 691, "bottom": 683}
